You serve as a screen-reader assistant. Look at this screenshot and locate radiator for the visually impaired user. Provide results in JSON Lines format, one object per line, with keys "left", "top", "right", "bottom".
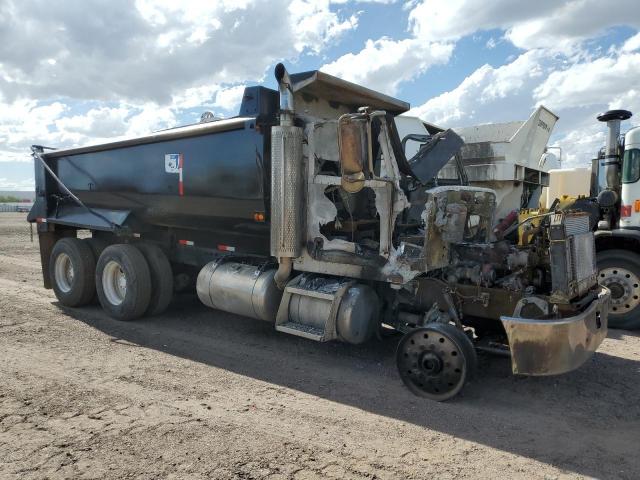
{"left": 549, "top": 212, "right": 597, "bottom": 302}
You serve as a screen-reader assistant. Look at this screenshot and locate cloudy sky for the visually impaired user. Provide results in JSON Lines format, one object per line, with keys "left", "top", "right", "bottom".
{"left": 1, "top": 0, "right": 639, "bottom": 190}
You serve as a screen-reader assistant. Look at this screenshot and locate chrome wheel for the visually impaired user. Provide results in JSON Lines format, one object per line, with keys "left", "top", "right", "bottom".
{"left": 599, "top": 267, "right": 640, "bottom": 315}
{"left": 54, "top": 252, "right": 74, "bottom": 293}
{"left": 102, "top": 260, "right": 127, "bottom": 306}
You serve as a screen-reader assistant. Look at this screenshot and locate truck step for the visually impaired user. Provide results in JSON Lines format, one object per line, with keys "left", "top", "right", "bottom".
{"left": 275, "top": 322, "right": 326, "bottom": 341}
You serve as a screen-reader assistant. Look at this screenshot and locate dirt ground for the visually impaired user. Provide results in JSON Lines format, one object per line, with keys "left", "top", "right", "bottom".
{"left": 0, "top": 212, "right": 639, "bottom": 480}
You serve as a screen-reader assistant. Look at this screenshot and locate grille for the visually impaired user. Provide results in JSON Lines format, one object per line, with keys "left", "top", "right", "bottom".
{"left": 570, "top": 232, "right": 597, "bottom": 284}
{"left": 564, "top": 214, "right": 590, "bottom": 237}
{"left": 549, "top": 212, "right": 597, "bottom": 301}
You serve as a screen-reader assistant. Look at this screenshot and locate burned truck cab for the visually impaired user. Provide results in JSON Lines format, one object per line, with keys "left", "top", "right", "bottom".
{"left": 267, "top": 65, "right": 609, "bottom": 399}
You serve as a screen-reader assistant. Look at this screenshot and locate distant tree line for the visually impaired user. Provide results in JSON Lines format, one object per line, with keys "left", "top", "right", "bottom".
{"left": 0, "top": 195, "right": 27, "bottom": 203}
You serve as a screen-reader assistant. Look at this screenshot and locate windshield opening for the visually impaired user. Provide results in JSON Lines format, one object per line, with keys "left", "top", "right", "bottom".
{"left": 622, "top": 148, "right": 640, "bottom": 183}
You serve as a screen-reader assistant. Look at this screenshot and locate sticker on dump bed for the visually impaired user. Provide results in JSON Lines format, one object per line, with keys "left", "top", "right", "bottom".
{"left": 165, "top": 153, "right": 181, "bottom": 173}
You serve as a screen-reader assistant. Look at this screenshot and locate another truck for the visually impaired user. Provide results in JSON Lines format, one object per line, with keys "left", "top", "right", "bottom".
{"left": 542, "top": 111, "right": 640, "bottom": 329}
{"left": 28, "top": 65, "right": 609, "bottom": 400}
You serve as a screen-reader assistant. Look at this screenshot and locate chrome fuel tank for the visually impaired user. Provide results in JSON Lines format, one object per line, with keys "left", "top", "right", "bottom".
{"left": 196, "top": 261, "right": 283, "bottom": 322}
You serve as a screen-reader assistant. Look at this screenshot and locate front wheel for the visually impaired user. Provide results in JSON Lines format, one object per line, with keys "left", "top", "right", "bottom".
{"left": 597, "top": 249, "right": 640, "bottom": 330}
{"left": 396, "top": 323, "right": 477, "bottom": 401}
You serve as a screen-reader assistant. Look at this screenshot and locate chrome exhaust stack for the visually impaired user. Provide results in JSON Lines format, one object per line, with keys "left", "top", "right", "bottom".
{"left": 271, "top": 63, "right": 303, "bottom": 289}
{"left": 275, "top": 63, "right": 294, "bottom": 126}
{"left": 597, "top": 110, "right": 633, "bottom": 199}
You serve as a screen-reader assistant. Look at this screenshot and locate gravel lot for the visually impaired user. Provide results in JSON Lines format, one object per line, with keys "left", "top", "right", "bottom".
{"left": 1, "top": 211, "right": 639, "bottom": 479}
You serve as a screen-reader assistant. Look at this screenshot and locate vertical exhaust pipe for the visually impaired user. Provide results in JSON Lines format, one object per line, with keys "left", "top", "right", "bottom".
{"left": 275, "top": 63, "right": 294, "bottom": 124}
{"left": 271, "top": 63, "right": 303, "bottom": 289}
{"left": 597, "top": 110, "right": 633, "bottom": 197}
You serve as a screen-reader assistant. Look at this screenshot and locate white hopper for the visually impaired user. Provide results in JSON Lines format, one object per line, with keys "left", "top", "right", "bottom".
{"left": 449, "top": 106, "right": 559, "bottom": 221}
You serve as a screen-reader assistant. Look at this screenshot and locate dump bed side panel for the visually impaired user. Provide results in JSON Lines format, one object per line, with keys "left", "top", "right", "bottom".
{"left": 34, "top": 119, "right": 272, "bottom": 254}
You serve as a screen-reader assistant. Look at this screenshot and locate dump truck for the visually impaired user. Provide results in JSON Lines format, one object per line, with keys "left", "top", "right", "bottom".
{"left": 28, "top": 65, "right": 609, "bottom": 400}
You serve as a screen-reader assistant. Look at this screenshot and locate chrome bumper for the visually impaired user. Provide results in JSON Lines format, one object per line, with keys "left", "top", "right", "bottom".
{"left": 500, "top": 287, "right": 610, "bottom": 376}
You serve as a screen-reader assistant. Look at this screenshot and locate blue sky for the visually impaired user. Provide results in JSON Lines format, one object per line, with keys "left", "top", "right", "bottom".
{"left": 1, "top": 0, "right": 639, "bottom": 190}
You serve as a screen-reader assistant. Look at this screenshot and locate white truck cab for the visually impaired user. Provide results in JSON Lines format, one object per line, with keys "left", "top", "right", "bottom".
{"left": 620, "top": 126, "right": 640, "bottom": 228}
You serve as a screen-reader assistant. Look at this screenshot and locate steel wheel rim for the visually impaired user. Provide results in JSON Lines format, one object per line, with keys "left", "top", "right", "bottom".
{"left": 599, "top": 267, "right": 640, "bottom": 314}
{"left": 397, "top": 328, "right": 466, "bottom": 400}
{"left": 102, "top": 260, "right": 127, "bottom": 306}
{"left": 54, "top": 253, "right": 74, "bottom": 293}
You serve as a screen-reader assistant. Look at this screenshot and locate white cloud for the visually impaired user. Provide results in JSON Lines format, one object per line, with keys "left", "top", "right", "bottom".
{"left": 170, "top": 84, "right": 221, "bottom": 110}
{"left": 0, "top": 99, "right": 178, "bottom": 164}
{"left": 0, "top": 0, "right": 359, "bottom": 179}
{"left": 533, "top": 52, "right": 640, "bottom": 167}
{"left": 409, "top": 0, "right": 640, "bottom": 52}
{"left": 409, "top": 43, "right": 640, "bottom": 169}
{"left": 623, "top": 32, "right": 640, "bottom": 52}
{"left": 331, "top": 0, "right": 396, "bottom": 3}
{"left": 534, "top": 53, "right": 640, "bottom": 110}
{"left": 0, "top": 177, "right": 35, "bottom": 190}
{"left": 321, "top": 38, "right": 453, "bottom": 95}
{"left": 55, "top": 107, "right": 131, "bottom": 139}
{"left": 290, "top": 0, "right": 358, "bottom": 54}
{"left": 214, "top": 85, "right": 247, "bottom": 112}
{"left": 0, "top": 0, "right": 357, "bottom": 104}
{"left": 0, "top": 151, "right": 33, "bottom": 163}
{"left": 0, "top": 100, "right": 68, "bottom": 154}
{"left": 408, "top": 50, "right": 546, "bottom": 125}
{"left": 125, "top": 104, "right": 177, "bottom": 137}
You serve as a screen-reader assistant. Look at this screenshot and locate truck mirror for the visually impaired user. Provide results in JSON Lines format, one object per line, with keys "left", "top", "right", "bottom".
{"left": 338, "top": 116, "right": 368, "bottom": 193}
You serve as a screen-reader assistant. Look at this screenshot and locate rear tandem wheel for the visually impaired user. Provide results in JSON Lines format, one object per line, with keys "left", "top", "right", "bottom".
{"left": 396, "top": 323, "right": 477, "bottom": 401}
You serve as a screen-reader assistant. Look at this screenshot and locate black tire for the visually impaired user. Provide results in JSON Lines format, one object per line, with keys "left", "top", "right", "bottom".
{"left": 135, "top": 243, "right": 173, "bottom": 316}
{"left": 597, "top": 249, "right": 640, "bottom": 330}
{"left": 49, "top": 237, "right": 96, "bottom": 307}
{"left": 96, "top": 244, "right": 151, "bottom": 321}
{"left": 83, "top": 237, "right": 110, "bottom": 303}
{"left": 396, "top": 323, "right": 477, "bottom": 401}
{"left": 83, "top": 237, "right": 110, "bottom": 261}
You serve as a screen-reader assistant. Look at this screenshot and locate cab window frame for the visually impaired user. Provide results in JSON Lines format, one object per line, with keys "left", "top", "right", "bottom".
{"left": 622, "top": 148, "right": 640, "bottom": 184}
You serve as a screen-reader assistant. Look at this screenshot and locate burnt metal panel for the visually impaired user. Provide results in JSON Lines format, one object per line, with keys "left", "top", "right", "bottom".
{"left": 408, "top": 129, "right": 464, "bottom": 183}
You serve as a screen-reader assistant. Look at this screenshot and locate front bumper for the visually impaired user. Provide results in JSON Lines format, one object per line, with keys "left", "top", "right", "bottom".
{"left": 500, "top": 287, "right": 610, "bottom": 375}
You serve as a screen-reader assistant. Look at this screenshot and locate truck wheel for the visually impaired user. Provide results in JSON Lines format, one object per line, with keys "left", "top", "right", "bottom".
{"left": 83, "top": 238, "right": 110, "bottom": 303}
{"left": 597, "top": 249, "right": 640, "bottom": 330}
{"left": 49, "top": 237, "right": 97, "bottom": 307}
{"left": 396, "top": 323, "right": 477, "bottom": 401}
{"left": 96, "top": 244, "right": 151, "bottom": 321}
{"left": 135, "top": 243, "right": 173, "bottom": 316}
{"left": 83, "top": 237, "right": 110, "bottom": 261}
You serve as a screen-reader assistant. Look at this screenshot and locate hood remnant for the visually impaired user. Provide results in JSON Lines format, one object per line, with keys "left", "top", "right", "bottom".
{"left": 407, "top": 129, "right": 464, "bottom": 184}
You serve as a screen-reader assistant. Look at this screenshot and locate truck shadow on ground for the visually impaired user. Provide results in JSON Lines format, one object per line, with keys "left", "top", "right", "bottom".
{"left": 58, "top": 294, "right": 640, "bottom": 479}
